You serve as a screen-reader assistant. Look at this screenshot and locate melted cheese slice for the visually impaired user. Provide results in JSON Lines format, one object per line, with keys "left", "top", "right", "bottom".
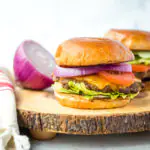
{"left": 72, "top": 75, "right": 120, "bottom": 90}
{"left": 60, "top": 74, "right": 139, "bottom": 90}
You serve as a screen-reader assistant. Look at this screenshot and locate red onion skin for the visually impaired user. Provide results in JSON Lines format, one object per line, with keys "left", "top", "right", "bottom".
{"left": 13, "top": 40, "right": 54, "bottom": 90}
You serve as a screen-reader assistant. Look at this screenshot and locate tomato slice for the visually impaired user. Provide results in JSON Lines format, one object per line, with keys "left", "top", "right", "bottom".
{"left": 132, "top": 64, "right": 150, "bottom": 72}
{"left": 98, "top": 71, "right": 135, "bottom": 86}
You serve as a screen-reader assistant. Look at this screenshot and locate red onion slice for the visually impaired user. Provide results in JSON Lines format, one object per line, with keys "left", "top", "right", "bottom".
{"left": 54, "top": 63, "right": 132, "bottom": 77}
{"left": 13, "top": 40, "right": 55, "bottom": 89}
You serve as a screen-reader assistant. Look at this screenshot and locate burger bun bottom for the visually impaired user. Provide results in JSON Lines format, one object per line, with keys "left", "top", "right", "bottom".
{"left": 54, "top": 91, "right": 130, "bottom": 109}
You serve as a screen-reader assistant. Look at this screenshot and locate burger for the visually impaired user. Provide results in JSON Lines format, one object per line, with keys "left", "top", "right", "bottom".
{"left": 104, "top": 29, "right": 150, "bottom": 90}
{"left": 53, "top": 37, "right": 141, "bottom": 109}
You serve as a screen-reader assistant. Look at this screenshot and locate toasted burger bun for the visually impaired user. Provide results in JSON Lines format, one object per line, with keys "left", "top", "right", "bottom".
{"left": 55, "top": 91, "right": 130, "bottom": 109}
{"left": 104, "top": 29, "right": 150, "bottom": 50}
{"left": 55, "top": 37, "right": 134, "bottom": 67}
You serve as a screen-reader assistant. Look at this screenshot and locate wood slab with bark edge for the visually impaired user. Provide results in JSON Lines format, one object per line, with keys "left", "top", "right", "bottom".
{"left": 16, "top": 87, "right": 150, "bottom": 135}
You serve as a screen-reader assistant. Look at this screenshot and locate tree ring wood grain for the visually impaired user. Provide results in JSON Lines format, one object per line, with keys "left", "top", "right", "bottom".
{"left": 16, "top": 87, "right": 150, "bottom": 135}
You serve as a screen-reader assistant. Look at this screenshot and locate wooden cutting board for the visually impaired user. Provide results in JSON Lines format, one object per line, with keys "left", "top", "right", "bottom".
{"left": 16, "top": 87, "right": 150, "bottom": 135}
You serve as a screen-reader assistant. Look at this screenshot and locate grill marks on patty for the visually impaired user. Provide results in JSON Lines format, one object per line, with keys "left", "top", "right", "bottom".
{"left": 118, "top": 82, "right": 143, "bottom": 94}
{"left": 59, "top": 78, "right": 142, "bottom": 94}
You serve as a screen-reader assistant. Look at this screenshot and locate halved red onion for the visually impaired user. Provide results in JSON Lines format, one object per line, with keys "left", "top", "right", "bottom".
{"left": 54, "top": 63, "right": 132, "bottom": 77}
{"left": 13, "top": 40, "right": 55, "bottom": 90}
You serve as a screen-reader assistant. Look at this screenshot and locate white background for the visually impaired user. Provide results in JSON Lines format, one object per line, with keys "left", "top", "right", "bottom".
{"left": 0, "top": 0, "right": 150, "bottom": 70}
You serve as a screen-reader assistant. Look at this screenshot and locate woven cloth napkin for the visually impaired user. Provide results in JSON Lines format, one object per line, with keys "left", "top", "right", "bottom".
{"left": 0, "top": 67, "right": 30, "bottom": 150}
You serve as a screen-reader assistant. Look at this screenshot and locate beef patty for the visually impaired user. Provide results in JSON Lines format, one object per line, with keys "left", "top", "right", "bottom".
{"left": 134, "top": 70, "right": 150, "bottom": 80}
{"left": 59, "top": 78, "right": 142, "bottom": 94}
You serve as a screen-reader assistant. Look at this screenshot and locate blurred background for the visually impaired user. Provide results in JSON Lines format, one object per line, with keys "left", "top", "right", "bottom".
{"left": 0, "top": 0, "right": 150, "bottom": 69}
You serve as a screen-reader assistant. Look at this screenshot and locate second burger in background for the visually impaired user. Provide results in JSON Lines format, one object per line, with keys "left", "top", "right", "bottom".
{"left": 53, "top": 38, "right": 142, "bottom": 109}
{"left": 104, "top": 29, "right": 150, "bottom": 90}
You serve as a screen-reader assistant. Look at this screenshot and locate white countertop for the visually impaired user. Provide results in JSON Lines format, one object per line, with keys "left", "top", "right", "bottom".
{"left": 31, "top": 132, "right": 150, "bottom": 150}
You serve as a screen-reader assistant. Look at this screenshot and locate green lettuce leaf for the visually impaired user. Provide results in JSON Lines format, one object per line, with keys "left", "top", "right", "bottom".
{"left": 129, "top": 51, "right": 150, "bottom": 65}
{"left": 54, "top": 81, "right": 138, "bottom": 100}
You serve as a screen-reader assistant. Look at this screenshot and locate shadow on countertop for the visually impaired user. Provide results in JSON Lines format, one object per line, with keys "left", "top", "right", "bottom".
{"left": 30, "top": 131, "right": 150, "bottom": 150}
